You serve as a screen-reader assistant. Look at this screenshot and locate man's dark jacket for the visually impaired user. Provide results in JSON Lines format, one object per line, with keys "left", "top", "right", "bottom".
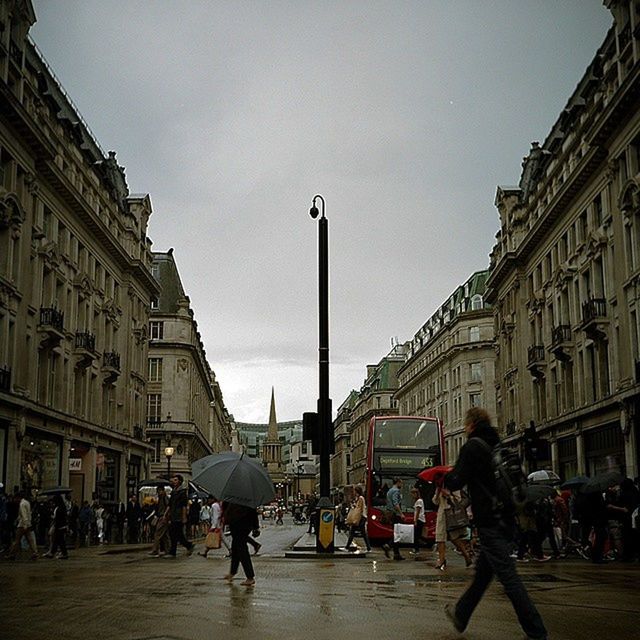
{"left": 443, "top": 423, "right": 502, "bottom": 527}
{"left": 168, "top": 486, "right": 188, "bottom": 523}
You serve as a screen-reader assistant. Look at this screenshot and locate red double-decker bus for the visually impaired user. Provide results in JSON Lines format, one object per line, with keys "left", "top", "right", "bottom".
{"left": 364, "top": 415, "right": 445, "bottom": 543}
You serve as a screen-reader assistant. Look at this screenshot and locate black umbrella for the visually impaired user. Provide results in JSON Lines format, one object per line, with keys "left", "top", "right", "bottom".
{"left": 580, "top": 470, "right": 623, "bottom": 494}
{"left": 188, "top": 481, "right": 210, "bottom": 500}
{"left": 525, "top": 484, "right": 557, "bottom": 502}
{"left": 561, "top": 475, "right": 589, "bottom": 489}
{"left": 192, "top": 452, "right": 276, "bottom": 508}
{"left": 39, "top": 486, "right": 72, "bottom": 495}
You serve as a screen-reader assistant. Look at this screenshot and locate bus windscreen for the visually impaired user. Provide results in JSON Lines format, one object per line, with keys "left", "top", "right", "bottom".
{"left": 374, "top": 418, "right": 440, "bottom": 450}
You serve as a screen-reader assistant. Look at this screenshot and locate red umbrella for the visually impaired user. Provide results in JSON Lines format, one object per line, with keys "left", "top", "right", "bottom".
{"left": 418, "top": 465, "right": 453, "bottom": 485}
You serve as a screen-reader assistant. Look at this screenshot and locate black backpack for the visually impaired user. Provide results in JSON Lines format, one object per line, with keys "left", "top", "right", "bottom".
{"left": 476, "top": 439, "right": 527, "bottom": 515}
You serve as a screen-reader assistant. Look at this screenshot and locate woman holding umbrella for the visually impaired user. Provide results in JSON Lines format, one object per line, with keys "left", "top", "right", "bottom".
{"left": 222, "top": 501, "right": 260, "bottom": 587}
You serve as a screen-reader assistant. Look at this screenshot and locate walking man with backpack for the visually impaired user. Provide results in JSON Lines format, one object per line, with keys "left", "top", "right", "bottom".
{"left": 443, "top": 407, "right": 547, "bottom": 640}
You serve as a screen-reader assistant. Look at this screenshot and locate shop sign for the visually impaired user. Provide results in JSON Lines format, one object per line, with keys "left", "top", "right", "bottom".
{"left": 69, "top": 458, "right": 82, "bottom": 472}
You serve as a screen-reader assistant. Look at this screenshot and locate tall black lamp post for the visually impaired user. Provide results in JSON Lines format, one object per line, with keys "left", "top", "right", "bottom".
{"left": 309, "top": 195, "right": 332, "bottom": 501}
{"left": 309, "top": 195, "right": 335, "bottom": 552}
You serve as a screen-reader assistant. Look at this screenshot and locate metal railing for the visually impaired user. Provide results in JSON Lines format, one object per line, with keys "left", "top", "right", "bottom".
{"left": 552, "top": 324, "right": 572, "bottom": 345}
{"left": 581, "top": 298, "right": 606, "bottom": 324}
{"left": 103, "top": 351, "right": 121, "bottom": 369}
{"left": 39, "top": 307, "right": 64, "bottom": 332}
{"left": 75, "top": 331, "right": 96, "bottom": 351}
{"left": 527, "top": 345, "right": 545, "bottom": 365}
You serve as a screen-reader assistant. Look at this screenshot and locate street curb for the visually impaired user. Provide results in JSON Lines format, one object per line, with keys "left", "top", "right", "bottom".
{"left": 284, "top": 550, "right": 371, "bottom": 559}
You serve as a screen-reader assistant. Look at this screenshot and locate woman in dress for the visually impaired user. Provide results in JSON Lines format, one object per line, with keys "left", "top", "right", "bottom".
{"left": 433, "top": 487, "right": 473, "bottom": 570}
{"left": 344, "top": 485, "right": 372, "bottom": 552}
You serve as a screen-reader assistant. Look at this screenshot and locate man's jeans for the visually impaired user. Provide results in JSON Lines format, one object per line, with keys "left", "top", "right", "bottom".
{"left": 455, "top": 521, "right": 547, "bottom": 640}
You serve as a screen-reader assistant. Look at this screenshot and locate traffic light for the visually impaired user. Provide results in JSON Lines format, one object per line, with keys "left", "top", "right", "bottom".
{"left": 302, "top": 411, "right": 335, "bottom": 455}
{"left": 303, "top": 412, "right": 320, "bottom": 454}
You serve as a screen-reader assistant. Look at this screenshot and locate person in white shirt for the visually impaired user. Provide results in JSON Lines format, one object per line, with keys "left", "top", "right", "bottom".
{"left": 411, "top": 487, "right": 426, "bottom": 557}
{"left": 199, "top": 497, "right": 229, "bottom": 558}
{"left": 7, "top": 491, "right": 38, "bottom": 560}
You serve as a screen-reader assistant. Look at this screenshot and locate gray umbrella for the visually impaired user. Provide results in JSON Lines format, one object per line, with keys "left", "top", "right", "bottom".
{"left": 527, "top": 469, "right": 561, "bottom": 485}
{"left": 580, "top": 470, "right": 623, "bottom": 494}
{"left": 191, "top": 452, "right": 276, "bottom": 508}
{"left": 39, "top": 486, "right": 72, "bottom": 495}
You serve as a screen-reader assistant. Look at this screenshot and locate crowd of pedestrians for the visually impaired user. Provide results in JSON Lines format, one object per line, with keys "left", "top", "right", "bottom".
{"left": 0, "top": 474, "right": 217, "bottom": 560}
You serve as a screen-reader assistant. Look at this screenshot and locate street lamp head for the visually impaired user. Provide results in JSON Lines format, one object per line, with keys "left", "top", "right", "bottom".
{"left": 164, "top": 446, "right": 175, "bottom": 458}
{"left": 310, "top": 194, "right": 325, "bottom": 219}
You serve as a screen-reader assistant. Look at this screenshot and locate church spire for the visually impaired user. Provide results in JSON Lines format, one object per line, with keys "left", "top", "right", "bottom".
{"left": 267, "top": 386, "right": 278, "bottom": 442}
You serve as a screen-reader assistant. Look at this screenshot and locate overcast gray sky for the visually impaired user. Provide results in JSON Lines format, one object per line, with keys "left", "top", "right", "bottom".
{"left": 30, "top": 1, "right": 612, "bottom": 423}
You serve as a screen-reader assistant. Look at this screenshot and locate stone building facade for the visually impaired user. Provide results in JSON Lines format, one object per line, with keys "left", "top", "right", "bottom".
{"left": 146, "top": 250, "right": 231, "bottom": 481}
{"left": 330, "top": 389, "right": 358, "bottom": 495}
{"left": 0, "top": 1, "right": 158, "bottom": 501}
{"left": 395, "top": 271, "right": 495, "bottom": 462}
{"left": 486, "top": 1, "right": 640, "bottom": 479}
{"left": 346, "top": 344, "right": 406, "bottom": 487}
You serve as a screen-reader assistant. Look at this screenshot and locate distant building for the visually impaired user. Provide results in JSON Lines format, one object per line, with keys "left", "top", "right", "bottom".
{"left": 235, "top": 390, "right": 318, "bottom": 501}
{"left": 331, "top": 390, "right": 358, "bottom": 495}
{"left": 344, "top": 344, "right": 407, "bottom": 487}
{"left": 395, "top": 270, "right": 495, "bottom": 462}
{"left": 146, "top": 250, "right": 232, "bottom": 481}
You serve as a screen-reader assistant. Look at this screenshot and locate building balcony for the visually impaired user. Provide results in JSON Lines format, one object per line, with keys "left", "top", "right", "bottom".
{"left": 0, "top": 365, "right": 11, "bottom": 392}
{"left": 37, "top": 307, "right": 65, "bottom": 349}
{"left": 74, "top": 331, "right": 97, "bottom": 368}
{"left": 550, "top": 324, "right": 573, "bottom": 361}
{"left": 581, "top": 298, "right": 608, "bottom": 340}
{"left": 526, "top": 345, "right": 546, "bottom": 377}
{"left": 101, "top": 351, "right": 121, "bottom": 383}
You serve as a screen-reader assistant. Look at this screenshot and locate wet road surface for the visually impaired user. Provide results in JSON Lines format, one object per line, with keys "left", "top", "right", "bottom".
{"left": 2, "top": 520, "right": 639, "bottom": 640}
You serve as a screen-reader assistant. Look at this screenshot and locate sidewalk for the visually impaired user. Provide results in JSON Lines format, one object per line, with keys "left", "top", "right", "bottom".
{"left": 285, "top": 529, "right": 370, "bottom": 558}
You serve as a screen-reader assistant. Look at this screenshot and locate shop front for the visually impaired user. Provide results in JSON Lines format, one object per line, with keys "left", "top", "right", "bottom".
{"left": 20, "top": 429, "right": 62, "bottom": 495}
{"left": 557, "top": 436, "right": 578, "bottom": 481}
{"left": 584, "top": 423, "right": 625, "bottom": 477}
{"left": 126, "top": 454, "right": 142, "bottom": 498}
{"left": 68, "top": 440, "right": 93, "bottom": 503}
{"left": 95, "top": 448, "right": 120, "bottom": 504}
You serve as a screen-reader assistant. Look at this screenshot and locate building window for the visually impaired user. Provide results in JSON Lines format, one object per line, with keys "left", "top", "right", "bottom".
{"left": 471, "top": 294, "right": 483, "bottom": 310}
{"left": 150, "top": 297, "right": 159, "bottom": 310}
{"left": 147, "top": 393, "right": 162, "bottom": 422}
{"left": 148, "top": 357, "right": 163, "bottom": 382}
{"left": 470, "top": 362, "right": 482, "bottom": 382}
{"left": 149, "top": 321, "right": 164, "bottom": 340}
{"left": 469, "top": 392, "right": 481, "bottom": 407}
{"left": 469, "top": 326, "right": 480, "bottom": 342}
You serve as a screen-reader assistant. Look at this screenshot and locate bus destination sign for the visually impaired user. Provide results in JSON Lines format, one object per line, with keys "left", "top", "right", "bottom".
{"left": 377, "top": 453, "right": 436, "bottom": 470}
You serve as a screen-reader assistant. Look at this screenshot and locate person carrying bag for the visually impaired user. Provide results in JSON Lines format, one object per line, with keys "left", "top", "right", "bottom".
{"left": 344, "top": 486, "right": 372, "bottom": 552}
{"left": 445, "top": 493, "right": 470, "bottom": 534}
{"left": 205, "top": 527, "right": 221, "bottom": 549}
